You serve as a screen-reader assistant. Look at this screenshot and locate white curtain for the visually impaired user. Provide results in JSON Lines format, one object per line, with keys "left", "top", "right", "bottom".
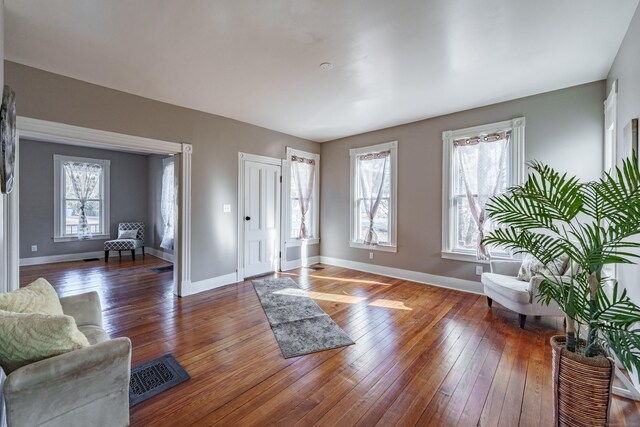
{"left": 160, "top": 158, "right": 175, "bottom": 250}
{"left": 291, "top": 156, "right": 315, "bottom": 239}
{"left": 63, "top": 162, "right": 102, "bottom": 240}
{"left": 455, "top": 132, "right": 509, "bottom": 259}
{"left": 359, "top": 151, "right": 390, "bottom": 245}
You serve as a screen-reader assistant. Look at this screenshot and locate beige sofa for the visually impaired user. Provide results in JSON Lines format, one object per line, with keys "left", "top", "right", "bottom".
{"left": 481, "top": 259, "right": 564, "bottom": 328}
{"left": 1, "top": 292, "right": 131, "bottom": 427}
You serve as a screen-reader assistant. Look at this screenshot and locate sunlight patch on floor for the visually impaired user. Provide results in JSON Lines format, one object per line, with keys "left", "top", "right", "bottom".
{"left": 368, "top": 299, "right": 412, "bottom": 311}
{"left": 279, "top": 271, "right": 391, "bottom": 286}
{"left": 273, "top": 288, "right": 412, "bottom": 310}
{"left": 274, "top": 288, "right": 368, "bottom": 304}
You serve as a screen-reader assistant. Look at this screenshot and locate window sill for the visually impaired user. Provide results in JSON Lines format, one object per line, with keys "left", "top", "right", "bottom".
{"left": 285, "top": 238, "right": 320, "bottom": 247}
{"left": 441, "top": 251, "right": 513, "bottom": 264}
{"left": 350, "top": 242, "right": 397, "bottom": 252}
{"left": 54, "top": 234, "right": 110, "bottom": 243}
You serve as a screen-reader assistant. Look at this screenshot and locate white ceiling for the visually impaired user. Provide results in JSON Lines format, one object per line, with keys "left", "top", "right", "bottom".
{"left": 5, "top": 1, "right": 639, "bottom": 142}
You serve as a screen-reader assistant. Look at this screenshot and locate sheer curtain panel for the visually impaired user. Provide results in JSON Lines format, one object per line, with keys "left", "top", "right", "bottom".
{"left": 160, "top": 157, "right": 175, "bottom": 250}
{"left": 291, "top": 155, "right": 315, "bottom": 239}
{"left": 63, "top": 162, "right": 102, "bottom": 240}
{"left": 359, "top": 150, "right": 390, "bottom": 245}
{"left": 454, "top": 132, "right": 510, "bottom": 259}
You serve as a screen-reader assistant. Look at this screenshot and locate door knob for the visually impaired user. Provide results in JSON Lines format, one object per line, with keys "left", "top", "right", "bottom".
{"left": 245, "top": 216, "right": 251, "bottom": 221}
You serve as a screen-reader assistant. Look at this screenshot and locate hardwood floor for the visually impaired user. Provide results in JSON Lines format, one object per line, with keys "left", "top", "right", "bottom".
{"left": 20, "top": 257, "right": 640, "bottom": 426}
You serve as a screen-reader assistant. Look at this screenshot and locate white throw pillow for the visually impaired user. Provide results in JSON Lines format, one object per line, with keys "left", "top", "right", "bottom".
{"left": 118, "top": 229, "right": 138, "bottom": 239}
{"left": 0, "top": 278, "right": 63, "bottom": 315}
{"left": 517, "top": 254, "right": 569, "bottom": 282}
{"left": 0, "top": 310, "right": 90, "bottom": 374}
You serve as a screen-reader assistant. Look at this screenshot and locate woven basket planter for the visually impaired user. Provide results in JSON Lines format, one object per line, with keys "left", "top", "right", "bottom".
{"left": 551, "top": 336, "right": 615, "bottom": 427}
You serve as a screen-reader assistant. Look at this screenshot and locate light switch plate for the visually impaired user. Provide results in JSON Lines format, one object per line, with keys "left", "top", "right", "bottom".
{"left": 475, "top": 266, "right": 483, "bottom": 276}
{"left": 31, "top": 245, "right": 38, "bottom": 252}
{"left": 223, "top": 204, "right": 231, "bottom": 213}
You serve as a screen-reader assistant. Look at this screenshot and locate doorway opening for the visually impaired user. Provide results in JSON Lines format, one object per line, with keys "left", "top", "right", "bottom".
{"left": 7, "top": 117, "right": 192, "bottom": 296}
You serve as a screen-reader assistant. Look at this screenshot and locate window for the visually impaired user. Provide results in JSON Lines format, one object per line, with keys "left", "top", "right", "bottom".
{"left": 54, "top": 155, "right": 110, "bottom": 242}
{"left": 350, "top": 141, "right": 398, "bottom": 252}
{"left": 283, "top": 148, "right": 319, "bottom": 246}
{"left": 442, "top": 118, "right": 525, "bottom": 261}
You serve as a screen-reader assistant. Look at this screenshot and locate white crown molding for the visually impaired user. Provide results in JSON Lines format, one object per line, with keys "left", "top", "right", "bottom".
{"left": 319, "top": 256, "right": 484, "bottom": 295}
{"left": 17, "top": 116, "right": 184, "bottom": 155}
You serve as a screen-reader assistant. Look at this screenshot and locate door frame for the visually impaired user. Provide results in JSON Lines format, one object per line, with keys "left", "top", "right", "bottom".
{"left": 237, "top": 152, "right": 282, "bottom": 281}
{"left": 11, "top": 117, "right": 193, "bottom": 296}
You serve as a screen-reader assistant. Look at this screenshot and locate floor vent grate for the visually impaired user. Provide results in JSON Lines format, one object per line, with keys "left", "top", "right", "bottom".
{"left": 151, "top": 265, "right": 174, "bottom": 273}
{"left": 129, "top": 354, "right": 189, "bottom": 406}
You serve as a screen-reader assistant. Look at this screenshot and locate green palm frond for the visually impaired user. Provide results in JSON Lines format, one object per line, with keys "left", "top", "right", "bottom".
{"left": 518, "top": 160, "right": 583, "bottom": 223}
{"left": 482, "top": 228, "right": 568, "bottom": 265}
{"left": 485, "top": 193, "right": 557, "bottom": 231}
{"left": 592, "top": 282, "right": 640, "bottom": 325}
{"left": 599, "top": 327, "right": 640, "bottom": 375}
{"left": 598, "top": 155, "right": 640, "bottom": 223}
{"left": 581, "top": 182, "right": 605, "bottom": 223}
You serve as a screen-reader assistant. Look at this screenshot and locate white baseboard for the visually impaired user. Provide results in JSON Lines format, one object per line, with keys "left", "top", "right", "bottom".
{"left": 183, "top": 255, "right": 323, "bottom": 297}
{"left": 319, "top": 256, "right": 483, "bottom": 295}
{"left": 20, "top": 247, "right": 167, "bottom": 266}
{"left": 183, "top": 272, "right": 238, "bottom": 297}
{"left": 146, "top": 247, "right": 174, "bottom": 262}
{"left": 20, "top": 251, "right": 106, "bottom": 266}
{"left": 281, "top": 256, "right": 321, "bottom": 272}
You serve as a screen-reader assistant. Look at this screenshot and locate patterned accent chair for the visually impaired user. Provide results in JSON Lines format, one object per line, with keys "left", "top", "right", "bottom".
{"left": 104, "top": 222, "right": 145, "bottom": 262}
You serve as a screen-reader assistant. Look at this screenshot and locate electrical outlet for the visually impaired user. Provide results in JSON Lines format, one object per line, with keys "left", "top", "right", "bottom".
{"left": 475, "top": 266, "right": 483, "bottom": 276}
{"left": 369, "top": 252, "right": 374, "bottom": 260}
{"left": 223, "top": 204, "right": 231, "bottom": 213}
{"left": 31, "top": 245, "right": 38, "bottom": 252}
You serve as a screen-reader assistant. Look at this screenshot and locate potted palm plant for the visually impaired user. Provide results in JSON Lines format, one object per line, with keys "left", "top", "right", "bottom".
{"left": 482, "top": 156, "right": 640, "bottom": 427}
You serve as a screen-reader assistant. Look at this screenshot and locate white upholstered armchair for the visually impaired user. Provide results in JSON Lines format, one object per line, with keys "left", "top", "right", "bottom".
{"left": 481, "top": 259, "right": 563, "bottom": 329}
{"left": 1, "top": 292, "right": 131, "bottom": 427}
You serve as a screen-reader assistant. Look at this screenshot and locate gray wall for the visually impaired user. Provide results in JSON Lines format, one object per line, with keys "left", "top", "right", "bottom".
{"left": 6, "top": 62, "right": 319, "bottom": 282}
{"left": 19, "top": 139, "right": 148, "bottom": 258}
{"left": 147, "top": 154, "right": 173, "bottom": 255}
{"left": 320, "top": 81, "right": 605, "bottom": 282}
{"left": 608, "top": 4, "right": 640, "bottom": 306}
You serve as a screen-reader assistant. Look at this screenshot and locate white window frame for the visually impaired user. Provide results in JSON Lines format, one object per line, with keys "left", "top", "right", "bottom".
{"left": 441, "top": 117, "right": 525, "bottom": 262}
{"left": 603, "top": 80, "right": 617, "bottom": 282}
{"left": 604, "top": 79, "right": 617, "bottom": 174}
{"left": 282, "top": 147, "right": 320, "bottom": 247}
{"left": 53, "top": 154, "right": 111, "bottom": 242}
{"left": 349, "top": 140, "right": 398, "bottom": 252}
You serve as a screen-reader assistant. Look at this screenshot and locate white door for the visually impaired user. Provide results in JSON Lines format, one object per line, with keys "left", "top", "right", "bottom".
{"left": 243, "top": 160, "right": 281, "bottom": 278}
